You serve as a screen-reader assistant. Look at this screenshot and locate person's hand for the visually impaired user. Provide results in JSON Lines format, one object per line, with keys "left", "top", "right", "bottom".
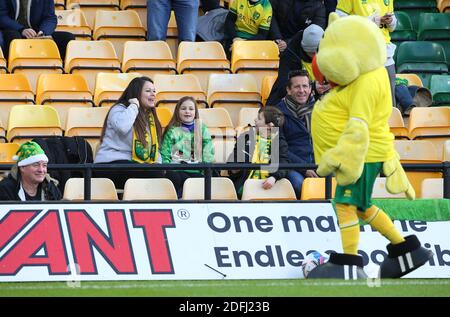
{"left": 275, "top": 39, "right": 287, "bottom": 52}
{"left": 262, "top": 176, "right": 276, "bottom": 190}
{"left": 22, "top": 28, "right": 37, "bottom": 38}
{"left": 380, "top": 13, "right": 393, "bottom": 25}
{"left": 128, "top": 98, "right": 140, "bottom": 107}
{"left": 305, "top": 170, "right": 319, "bottom": 178}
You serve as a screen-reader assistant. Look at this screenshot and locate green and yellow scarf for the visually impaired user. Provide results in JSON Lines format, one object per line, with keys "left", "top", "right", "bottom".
{"left": 132, "top": 112, "right": 159, "bottom": 163}
{"left": 248, "top": 134, "right": 271, "bottom": 180}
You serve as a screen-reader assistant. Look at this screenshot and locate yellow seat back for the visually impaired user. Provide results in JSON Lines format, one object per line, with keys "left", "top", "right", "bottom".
{"left": 123, "top": 178, "right": 178, "bottom": 200}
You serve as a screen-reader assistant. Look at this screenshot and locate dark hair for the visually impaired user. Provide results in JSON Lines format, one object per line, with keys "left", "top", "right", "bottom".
{"left": 258, "top": 106, "right": 285, "bottom": 127}
{"left": 287, "top": 69, "right": 311, "bottom": 89}
{"left": 100, "top": 76, "right": 162, "bottom": 146}
{"left": 163, "top": 96, "right": 199, "bottom": 139}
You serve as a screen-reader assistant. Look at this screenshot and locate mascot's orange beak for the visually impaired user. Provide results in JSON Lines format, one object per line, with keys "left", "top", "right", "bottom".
{"left": 312, "top": 55, "right": 337, "bottom": 88}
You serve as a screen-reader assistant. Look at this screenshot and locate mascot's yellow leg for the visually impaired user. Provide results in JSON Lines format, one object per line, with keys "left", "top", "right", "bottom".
{"left": 335, "top": 203, "right": 360, "bottom": 255}
{"left": 358, "top": 206, "right": 405, "bottom": 245}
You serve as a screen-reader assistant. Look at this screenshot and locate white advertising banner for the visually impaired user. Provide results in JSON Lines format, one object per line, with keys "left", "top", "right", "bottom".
{"left": 0, "top": 202, "right": 448, "bottom": 282}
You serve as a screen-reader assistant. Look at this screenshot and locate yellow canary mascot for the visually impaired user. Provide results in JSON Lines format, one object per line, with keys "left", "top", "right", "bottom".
{"left": 308, "top": 14, "right": 433, "bottom": 279}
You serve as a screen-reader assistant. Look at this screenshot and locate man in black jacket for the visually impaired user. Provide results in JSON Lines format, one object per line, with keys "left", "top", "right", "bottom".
{"left": 0, "top": 141, "right": 61, "bottom": 201}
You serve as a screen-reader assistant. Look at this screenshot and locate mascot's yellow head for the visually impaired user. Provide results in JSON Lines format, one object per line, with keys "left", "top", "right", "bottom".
{"left": 315, "top": 13, "right": 386, "bottom": 86}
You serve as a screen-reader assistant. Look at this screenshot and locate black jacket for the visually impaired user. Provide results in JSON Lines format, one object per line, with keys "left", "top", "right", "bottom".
{"left": 0, "top": 166, "right": 62, "bottom": 201}
{"left": 269, "top": 0, "right": 326, "bottom": 41}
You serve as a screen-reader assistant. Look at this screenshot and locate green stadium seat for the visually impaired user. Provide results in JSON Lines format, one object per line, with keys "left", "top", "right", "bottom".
{"left": 417, "top": 13, "right": 450, "bottom": 64}
{"left": 430, "top": 74, "right": 450, "bottom": 106}
{"left": 391, "top": 11, "right": 417, "bottom": 45}
{"left": 396, "top": 41, "right": 448, "bottom": 88}
{"left": 394, "top": 0, "right": 439, "bottom": 30}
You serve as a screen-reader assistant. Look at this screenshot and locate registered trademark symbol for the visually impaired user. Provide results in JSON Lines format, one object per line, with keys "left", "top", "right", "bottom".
{"left": 177, "top": 209, "right": 190, "bottom": 219}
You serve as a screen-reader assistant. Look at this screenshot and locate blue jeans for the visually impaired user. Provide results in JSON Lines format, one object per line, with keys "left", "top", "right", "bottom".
{"left": 288, "top": 170, "right": 305, "bottom": 199}
{"left": 147, "top": 0, "right": 199, "bottom": 41}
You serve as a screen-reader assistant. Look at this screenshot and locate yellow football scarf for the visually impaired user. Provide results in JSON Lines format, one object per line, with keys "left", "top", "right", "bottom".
{"left": 131, "top": 111, "right": 159, "bottom": 163}
{"left": 248, "top": 134, "right": 271, "bottom": 179}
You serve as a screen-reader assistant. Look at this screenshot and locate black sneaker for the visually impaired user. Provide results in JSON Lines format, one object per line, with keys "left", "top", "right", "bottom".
{"left": 307, "top": 253, "right": 368, "bottom": 280}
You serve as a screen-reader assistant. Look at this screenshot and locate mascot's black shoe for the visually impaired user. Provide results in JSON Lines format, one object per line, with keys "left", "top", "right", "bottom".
{"left": 380, "top": 235, "right": 433, "bottom": 278}
{"left": 307, "top": 253, "right": 368, "bottom": 280}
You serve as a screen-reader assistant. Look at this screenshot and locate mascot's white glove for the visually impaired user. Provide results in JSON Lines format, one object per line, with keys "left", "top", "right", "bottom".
{"left": 383, "top": 153, "right": 416, "bottom": 200}
{"left": 317, "top": 118, "right": 369, "bottom": 186}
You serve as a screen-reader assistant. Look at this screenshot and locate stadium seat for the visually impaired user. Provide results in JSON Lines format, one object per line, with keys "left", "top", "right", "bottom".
{"left": 198, "top": 108, "right": 235, "bottom": 139}
{"left": 0, "top": 47, "right": 7, "bottom": 74}
{"left": 241, "top": 178, "right": 296, "bottom": 200}
{"left": 396, "top": 41, "right": 448, "bottom": 88}
{"left": 66, "top": 0, "right": 120, "bottom": 29}
{"left": 300, "top": 177, "right": 336, "bottom": 200}
{"left": 54, "top": 0, "right": 65, "bottom": 9}
{"left": 120, "top": 0, "right": 147, "bottom": 30}
{"left": 156, "top": 107, "right": 173, "bottom": 129}
{"left": 65, "top": 106, "right": 110, "bottom": 150}
{"left": 372, "top": 177, "right": 407, "bottom": 198}
{"left": 408, "top": 107, "right": 450, "bottom": 150}
{"left": 55, "top": 9, "right": 93, "bottom": 40}
{"left": 93, "top": 10, "right": 146, "bottom": 61}
{"left": 93, "top": 72, "right": 142, "bottom": 107}
{"left": 63, "top": 177, "right": 118, "bottom": 200}
{"left": 153, "top": 74, "right": 207, "bottom": 111}
{"left": 8, "top": 39, "right": 64, "bottom": 93}
{"left": 166, "top": 11, "right": 178, "bottom": 59}
{"left": 123, "top": 178, "right": 178, "bottom": 200}
{"left": 391, "top": 11, "right": 417, "bottom": 48}
{"left": 0, "top": 118, "right": 6, "bottom": 143}
{"left": 36, "top": 74, "right": 94, "bottom": 129}
{"left": 0, "top": 74, "right": 35, "bottom": 128}
{"left": 396, "top": 73, "right": 423, "bottom": 87}
{"left": 235, "top": 107, "right": 259, "bottom": 135}
{"left": 207, "top": 74, "right": 262, "bottom": 127}
{"left": 437, "top": 0, "right": 450, "bottom": 12}
{"left": 231, "top": 40, "right": 279, "bottom": 92}
{"left": 430, "top": 75, "right": 450, "bottom": 106}
{"left": 0, "top": 143, "right": 19, "bottom": 163}
{"left": 65, "top": 40, "right": 122, "bottom": 92}
{"left": 261, "top": 75, "right": 277, "bottom": 106}
{"left": 182, "top": 177, "right": 237, "bottom": 200}
{"left": 7, "top": 105, "right": 63, "bottom": 144}
{"left": 421, "top": 178, "right": 444, "bottom": 198}
{"left": 394, "top": 0, "right": 438, "bottom": 30}
{"left": 388, "top": 107, "right": 409, "bottom": 139}
{"left": 122, "top": 41, "right": 177, "bottom": 78}
{"left": 417, "top": 13, "right": 450, "bottom": 62}
{"left": 212, "top": 138, "right": 236, "bottom": 164}
{"left": 177, "top": 41, "right": 231, "bottom": 92}
{"left": 444, "top": 140, "right": 450, "bottom": 161}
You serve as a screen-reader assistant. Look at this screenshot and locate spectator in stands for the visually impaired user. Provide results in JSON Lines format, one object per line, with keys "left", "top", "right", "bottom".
{"left": 395, "top": 77, "right": 432, "bottom": 115}
{"left": 94, "top": 76, "right": 165, "bottom": 189}
{"left": 269, "top": 0, "right": 326, "bottom": 53}
{"left": 147, "top": 0, "right": 199, "bottom": 42}
{"left": 223, "top": 0, "right": 272, "bottom": 58}
{"left": 196, "top": 0, "right": 228, "bottom": 42}
{"left": 228, "top": 106, "right": 289, "bottom": 198}
{"left": 266, "top": 24, "right": 324, "bottom": 106}
{"left": 312, "top": 79, "right": 331, "bottom": 100}
{"left": 161, "top": 96, "right": 215, "bottom": 197}
{"left": 336, "top": 0, "right": 397, "bottom": 107}
{"left": 276, "top": 70, "right": 318, "bottom": 198}
{"left": 0, "top": 141, "right": 62, "bottom": 201}
{"left": 0, "top": 0, "right": 75, "bottom": 59}
{"left": 323, "top": 0, "right": 337, "bottom": 25}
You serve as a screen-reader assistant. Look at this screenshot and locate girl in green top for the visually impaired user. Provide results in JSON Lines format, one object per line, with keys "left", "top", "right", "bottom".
{"left": 161, "top": 96, "right": 215, "bottom": 196}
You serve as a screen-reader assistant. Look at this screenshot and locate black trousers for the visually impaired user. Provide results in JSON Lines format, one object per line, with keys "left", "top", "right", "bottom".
{"left": 166, "top": 170, "right": 204, "bottom": 198}
{"left": 2, "top": 30, "right": 75, "bottom": 60}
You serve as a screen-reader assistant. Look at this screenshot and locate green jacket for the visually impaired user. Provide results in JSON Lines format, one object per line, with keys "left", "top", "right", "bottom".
{"left": 160, "top": 123, "right": 215, "bottom": 173}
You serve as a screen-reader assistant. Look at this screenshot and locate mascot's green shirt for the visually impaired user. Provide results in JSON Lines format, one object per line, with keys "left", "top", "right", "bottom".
{"left": 230, "top": 0, "right": 272, "bottom": 39}
{"left": 312, "top": 67, "right": 396, "bottom": 163}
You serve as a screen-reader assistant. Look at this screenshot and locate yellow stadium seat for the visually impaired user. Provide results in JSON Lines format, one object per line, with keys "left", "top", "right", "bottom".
{"left": 93, "top": 10, "right": 146, "bottom": 61}
{"left": 54, "top": 0, "right": 65, "bottom": 9}
{"left": 65, "top": 40, "right": 121, "bottom": 92}
{"left": 408, "top": 107, "right": 450, "bottom": 151}
{"left": 0, "top": 118, "right": 6, "bottom": 143}
{"left": 242, "top": 178, "right": 296, "bottom": 200}
{"left": 177, "top": 41, "right": 231, "bottom": 92}
{"left": 65, "top": 106, "right": 109, "bottom": 150}
{"left": 389, "top": 107, "right": 409, "bottom": 139}
{"left": 261, "top": 75, "right": 277, "bottom": 106}
{"left": 0, "top": 143, "right": 19, "bottom": 163}
{"left": 236, "top": 107, "right": 260, "bottom": 136}
{"left": 36, "top": 74, "right": 94, "bottom": 129}
{"left": 123, "top": 178, "right": 178, "bottom": 200}
{"left": 198, "top": 108, "right": 235, "bottom": 139}
{"left": 0, "top": 74, "right": 35, "bottom": 128}
{"left": 153, "top": 74, "right": 207, "bottom": 111}
{"left": 120, "top": 0, "right": 147, "bottom": 30}
{"left": 66, "top": 0, "right": 120, "bottom": 29}
{"left": 55, "top": 9, "right": 92, "bottom": 40}
{"left": 212, "top": 138, "right": 235, "bottom": 164}
{"left": 166, "top": 11, "right": 178, "bottom": 58}
{"left": 231, "top": 40, "right": 279, "bottom": 92}
{"left": 8, "top": 39, "right": 64, "bottom": 93}
{"left": 93, "top": 72, "right": 142, "bottom": 107}
{"left": 156, "top": 107, "right": 173, "bottom": 129}
{"left": 7, "top": 105, "right": 63, "bottom": 144}
{"left": 0, "top": 47, "right": 7, "bottom": 73}
{"left": 300, "top": 177, "right": 337, "bottom": 200}
{"left": 122, "top": 41, "right": 177, "bottom": 78}
{"left": 372, "top": 177, "right": 407, "bottom": 198}
{"left": 437, "top": 0, "right": 450, "bottom": 13}
{"left": 63, "top": 177, "right": 118, "bottom": 200}
{"left": 444, "top": 140, "right": 450, "bottom": 161}
{"left": 421, "top": 178, "right": 444, "bottom": 198}
{"left": 207, "top": 73, "right": 262, "bottom": 127}
{"left": 182, "top": 177, "right": 237, "bottom": 200}
{"left": 396, "top": 73, "right": 423, "bottom": 87}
